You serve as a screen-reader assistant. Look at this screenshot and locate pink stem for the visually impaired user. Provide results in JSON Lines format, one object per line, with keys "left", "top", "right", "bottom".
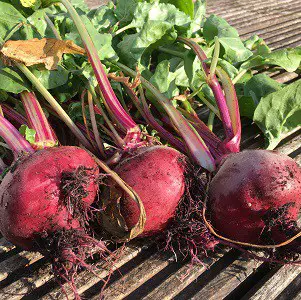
{"left": 87, "top": 92, "right": 106, "bottom": 157}
{"left": 2, "top": 104, "right": 28, "bottom": 126}
{"left": 178, "top": 37, "right": 235, "bottom": 141}
{"left": 20, "top": 91, "right": 58, "bottom": 149}
{"left": 125, "top": 85, "right": 186, "bottom": 152}
{"left": 60, "top": 0, "right": 141, "bottom": 145}
{"left": 0, "top": 116, "right": 34, "bottom": 156}
{"left": 216, "top": 67, "right": 241, "bottom": 153}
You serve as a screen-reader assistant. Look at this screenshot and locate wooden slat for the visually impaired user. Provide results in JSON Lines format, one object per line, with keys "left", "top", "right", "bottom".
{"left": 41, "top": 243, "right": 147, "bottom": 299}
{"left": 0, "top": 238, "right": 15, "bottom": 256}
{"left": 142, "top": 249, "right": 231, "bottom": 300}
{"left": 100, "top": 252, "right": 174, "bottom": 300}
{"left": 240, "top": 16, "right": 301, "bottom": 38}
{"left": 270, "top": 33, "right": 301, "bottom": 50}
{"left": 212, "top": 0, "right": 294, "bottom": 23}
{"left": 191, "top": 257, "right": 263, "bottom": 300}
{"left": 207, "top": 0, "right": 293, "bottom": 15}
{"left": 0, "top": 264, "right": 52, "bottom": 300}
{"left": 259, "top": 22, "right": 301, "bottom": 41}
{"left": 0, "top": 251, "right": 43, "bottom": 282}
{"left": 238, "top": 11, "right": 301, "bottom": 36}
{"left": 247, "top": 265, "right": 301, "bottom": 300}
{"left": 224, "top": 1, "right": 297, "bottom": 23}
{"left": 293, "top": 290, "right": 301, "bottom": 300}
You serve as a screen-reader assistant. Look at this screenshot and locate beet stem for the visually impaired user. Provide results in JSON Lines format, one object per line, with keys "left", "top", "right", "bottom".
{"left": 21, "top": 91, "right": 58, "bottom": 149}
{"left": 177, "top": 37, "right": 235, "bottom": 141}
{"left": 60, "top": 0, "right": 141, "bottom": 146}
{"left": 15, "top": 63, "right": 93, "bottom": 151}
{"left": 0, "top": 115, "right": 34, "bottom": 156}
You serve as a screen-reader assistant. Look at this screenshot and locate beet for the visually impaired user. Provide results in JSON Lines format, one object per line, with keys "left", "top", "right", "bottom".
{"left": 0, "top": 146, "right": 99, "bottom": 250}
{"left": 0, "top": 146, "right": 107, "bottom": 293}
{"left": 101, "top": 146, "right": 187, "bottom": 237}
{"left": 209, "top": 150, "right": 301, "bottom": 245}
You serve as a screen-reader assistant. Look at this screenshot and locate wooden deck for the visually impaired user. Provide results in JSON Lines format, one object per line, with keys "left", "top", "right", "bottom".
{"left": 0, "top": 0, "right": 300, "bottom": 299}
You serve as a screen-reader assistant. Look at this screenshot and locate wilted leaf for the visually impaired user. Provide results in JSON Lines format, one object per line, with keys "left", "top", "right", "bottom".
{"left": 1, "top": 38, "right": 85, "bottom": 70}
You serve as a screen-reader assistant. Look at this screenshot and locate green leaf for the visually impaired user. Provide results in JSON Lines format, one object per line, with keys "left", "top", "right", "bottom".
{"left": 88, "top": 3, "right": 118, "bottom": 33}
{"left": 238, "top": 96, "right": 257, "bottom": 119}
{"left": 31, "top": 66, "right": 69, "bottom": 90}
{"left": 19, "top": 124, "right": 36, "bottom": 144}
{"left": 26, "top": 9, "right": 56, "bottom": 38}
{"left": 217, "top": 59, "right": 239, "bottom": 79}
{"left": 241, "top": 47, "right": 301, "bottom": 72}
{"left": 66, "top": 10, "right": 117, "bottom": 60}
{"left": 117, "top": 23, "right": 176, "bottom": 69}
{"left": 244, "top": 74, "right": 283, "bottom": 105}
{"left": 263, "top": 47, "right": 301, "bottom": 72}
{"left": 148, "top": 60, "right": 179, "bottom": 99}
{"left": 253, "top": 79, "right": 301, "bottom": 149}
{"left": 203, "top": 15, "right": 253, "bottom": 63}
{"left": 188, "top": 0, "right": 206, "bottom": 35}
{"left": 244, "top": 35, "right": 270, "bottom": 54}
{"left": 116, "top": 2, "right": 191, "bottom": 68}
{"left": 0, "top": 1, "right": 27, "bottom": 42}
{"left": 183, "top": 51, "right": 208, "bottom": 90}
{"left": 115, "top": 0, "right": 142, "bottom": 24}
{"left": 0, "top": 64, "right": 30, "bottom": 93}
{"left": 161, "top": 0, "right": 194, "bottom": 19}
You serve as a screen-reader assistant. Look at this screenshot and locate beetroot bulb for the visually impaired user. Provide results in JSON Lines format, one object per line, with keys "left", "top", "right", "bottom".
{"left": 103, "top": 146, "right": 187, "bottom": 237}
{"left": 208, "top": 150, "right": 301, "bottom": 246}
{"left": 0, "top": 92, "right": 109, "bottom": 297}
{"left": 0, "top": 146, "right": 99, "bottom": 250}
{"left": 167, "top": 39, "right": 301, "bottom": 258}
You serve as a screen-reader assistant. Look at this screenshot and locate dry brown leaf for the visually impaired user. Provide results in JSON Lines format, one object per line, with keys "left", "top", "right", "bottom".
{"left": 0, "top": 38, "right": 86, "bottom": 70}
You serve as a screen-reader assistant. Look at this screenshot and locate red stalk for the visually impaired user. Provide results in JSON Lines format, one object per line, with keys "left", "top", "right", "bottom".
{"left": 177, "top": 37, "right": 235, "bottom": 142}
{"left": 87, "top": 91, "right": 106, "bottom": 158}
{"left": 2, "top": 104, "right": 28, "bottom": 127}
{"left": 20, "top": 91, "right": 58, "bottom": 149}
{"left": 112, "top": 61, "right": 216, "bottom": 172}
{"left": 216, "top": 67, "right": 241, "bottom": 152}
{"left": 0, "top": 116, "right": 34, "bottom": 156}
{"left": 59, "top": 0, "right": 142, "bottom": 147}
{"left": 125, "top": 84, "right": 186, "bottom": 153}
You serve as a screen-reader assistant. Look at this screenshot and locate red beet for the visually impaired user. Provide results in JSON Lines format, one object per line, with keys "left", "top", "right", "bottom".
{"left": 102, "top": 146, "right": 187, "bottom": 237}
{"left": 209, "top": 150, "right": 301, "bottom": 245}
{"left": 0, "top": 146, "right": 99, "bottom": 250}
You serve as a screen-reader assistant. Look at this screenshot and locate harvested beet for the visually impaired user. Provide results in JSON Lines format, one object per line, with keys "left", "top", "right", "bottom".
{"left": 209, "top": 150, "right": 301, "bottom": 245}
{"left": 0, "top": 146, "right": 107, "bottom": 291}
{"left": 0, "top": 146, "right": 99, "bottom": 250}
{"left": 101, "top": 146, "right": 187, "bottom": 237}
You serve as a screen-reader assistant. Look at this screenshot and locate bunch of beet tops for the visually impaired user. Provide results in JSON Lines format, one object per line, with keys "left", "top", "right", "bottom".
{"left": 0, "top": 0, "right": 300, "bottom": 297}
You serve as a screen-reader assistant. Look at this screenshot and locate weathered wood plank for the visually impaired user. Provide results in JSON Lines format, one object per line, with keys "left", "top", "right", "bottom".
{"left": 207, "top": 0, "right": 293, "bottom": 15}
{"left": 247, "top": 265, "right": 301, "bottom": 300}
{"left": 270, "top": 33, "right": 301, "bottom": 50}
{"left": 100, "top": 252, "right": 174, "bottom": 300}
{"left": 275, "top": 133, "right": 301, "bottom": 156}
{"left": 191, "top": 257, "right": 263, "bottom": 300}
{"left": 240, "top": 16, "right": 301, "bottom": 39}
{"left": 0, "top": 251, "right": 43, "bottom": 282}
{"left": 212, "top": 0, "right": 295, "bottom": 22}
{"left": 0, "top": 238, "right": 15, "bottom": 256}
{"left": 142, "top": 249, "right": 231, "bottom": 300}
{"left": 238, "top": 12, "right": 301, "bottom": 36}
{"left": 41, "top": 243, "right": 147, "bottom": 299}
{"left": 0, "top": 264, "right": 52, "bottom": 300}
{"left": 258, "top": 23, "right": 301, "bottom": 42}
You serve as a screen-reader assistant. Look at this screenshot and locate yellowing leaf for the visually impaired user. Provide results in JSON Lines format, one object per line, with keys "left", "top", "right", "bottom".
{"left": 1, "top": 38, "right": 86, "bottom": 70}
{"left": 20, "top": 0, "right": 37, "bottom": 7}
